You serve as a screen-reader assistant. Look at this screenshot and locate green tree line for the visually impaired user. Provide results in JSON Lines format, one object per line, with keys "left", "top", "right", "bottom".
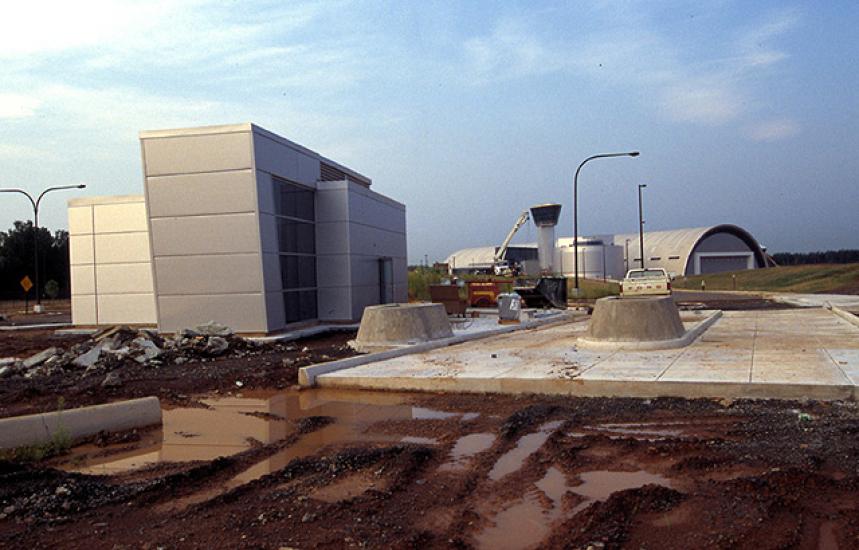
{"left": 772, "top": 249, "right": 859, "bottom": 266}
{"left": 0, "top": 221, "right": 70, "bottom": 300}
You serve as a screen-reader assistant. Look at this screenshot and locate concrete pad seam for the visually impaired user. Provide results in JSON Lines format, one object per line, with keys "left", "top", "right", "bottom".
{"left": 813, "top": 328, "right": 855, "bottom": 386}
{"left": 654, "top": 344, "right": 692, "bottom": 381}
{"left": 568, "top": 348, "right": 621, "bottom": 379}
{"left": 749, "top": 311, "right": 759, "bottom": 383}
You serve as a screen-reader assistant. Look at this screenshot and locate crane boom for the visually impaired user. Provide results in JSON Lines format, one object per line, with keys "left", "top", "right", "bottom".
{"left": 494, "top": 210, "right": 530, "bottom": 263}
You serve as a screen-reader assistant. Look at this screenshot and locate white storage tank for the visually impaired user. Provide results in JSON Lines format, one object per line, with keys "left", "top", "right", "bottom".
{"left": 555, "top": 239, "right": 624, "bottom": 280}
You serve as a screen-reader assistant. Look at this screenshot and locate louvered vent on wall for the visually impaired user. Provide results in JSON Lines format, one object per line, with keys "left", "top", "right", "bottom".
{"left": 320, "top": 162, "right": 370, "bottom": 187}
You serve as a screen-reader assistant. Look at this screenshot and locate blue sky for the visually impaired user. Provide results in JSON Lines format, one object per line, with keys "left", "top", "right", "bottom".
{"left": 1, "top": 0, "right": 858, "bottom": 263}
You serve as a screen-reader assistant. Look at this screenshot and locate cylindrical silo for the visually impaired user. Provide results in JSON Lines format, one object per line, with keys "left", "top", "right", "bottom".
{"left": 529, "top": 204, "right": 562, "bottom": 273}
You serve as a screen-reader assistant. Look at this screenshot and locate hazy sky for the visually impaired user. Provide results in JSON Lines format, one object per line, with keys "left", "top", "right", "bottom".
{"left": 1, "top": 1, "right": 858, "bottom": 263}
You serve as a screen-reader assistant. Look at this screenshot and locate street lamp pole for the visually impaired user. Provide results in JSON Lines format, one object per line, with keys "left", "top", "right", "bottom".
{"left": 0, "top": 184, "right": 87, "bottom": 311}
{"left": 625, "top": 238, "right": 630, "bottom": 272}
{"left": 573, "top": 151, "right": 639, "bottom": 294}
{"left": 638, "top": 184, "right": 647, "bottom": 268}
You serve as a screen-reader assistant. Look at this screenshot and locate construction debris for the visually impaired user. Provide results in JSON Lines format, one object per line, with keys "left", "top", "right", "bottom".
{"left": 2, "top": 322, "right": 269, "bottom": 380}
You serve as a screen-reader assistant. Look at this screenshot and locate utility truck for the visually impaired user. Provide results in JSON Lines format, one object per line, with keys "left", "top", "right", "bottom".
{"left": 620, "top": 268, "right": 672, "bottom": 296}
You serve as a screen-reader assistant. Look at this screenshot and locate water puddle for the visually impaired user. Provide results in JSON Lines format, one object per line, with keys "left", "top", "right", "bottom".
{"left": 475, "top": 493, "right": 553, "bottom": 550}
{"left": 476, "top": 466, "right": 569, "bottom": 549}
{"left": 476, "top": 466, "right": 673, "bottom": 549}
{"left": 439, "top": 433, "right": 496, "bottom": 471}
{"left": 412, "top": 407, "right": 480, "bottom": 421}
{"left": 488, "top": 420, "right": 563, "bottom": 481}
{"left": 64, "top": 389, "right": 459, "bottom": 476}
{"left": 59, "top": 389, "right": 479, "bottom": 512}
{"left": 570, "top": 470, "right": 673, "bottom": 513}
{"left": 572, "top": 419, "right": 732, "bottom": 442}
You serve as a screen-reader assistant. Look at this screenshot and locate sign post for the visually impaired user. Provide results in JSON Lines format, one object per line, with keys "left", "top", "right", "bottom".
{"left": 20, "top": 276, "right": 33, "bottom": 314}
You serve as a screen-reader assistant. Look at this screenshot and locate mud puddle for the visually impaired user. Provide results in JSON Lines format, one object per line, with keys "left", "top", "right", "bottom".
{"left": 439, "top": 432, "right": 496, "bottom": 471}
{"left": 61, "top": 388, "right": 475, "bottom": 510}
{"left": 477, "top": 466, "right": 673, "bottom": 549}
{"left": 488, "top": 420, "right": 564, "bottom": 480}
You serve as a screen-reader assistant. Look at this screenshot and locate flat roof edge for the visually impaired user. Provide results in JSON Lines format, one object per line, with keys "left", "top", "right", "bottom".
{"left": 68, "top": 194, "right": 145, "bottom": 206}
{"left": 139, "top": 123, "right": 254, "bottom": 139}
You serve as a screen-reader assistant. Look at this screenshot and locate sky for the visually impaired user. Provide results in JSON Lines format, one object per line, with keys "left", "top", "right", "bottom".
{"left": 1, "top": 0, "right": 858, "bottom": 264}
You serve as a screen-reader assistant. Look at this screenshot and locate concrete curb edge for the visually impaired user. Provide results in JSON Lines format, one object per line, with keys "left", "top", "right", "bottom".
{"left": 828, "top": 304, "right": 859, "bottom": 329}
{"left": 299, "top": 312, "right": 577, "bottom": 387}
{"left": 0, "top": 396, "right": 162, "bottom": 450}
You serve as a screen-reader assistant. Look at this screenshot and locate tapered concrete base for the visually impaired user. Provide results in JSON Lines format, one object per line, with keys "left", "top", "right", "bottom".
{"left": 351, "top": 303, "right": 454, "bottom": 352}
{"left": 580, "top": 296, "right": 686, "bottom": 349}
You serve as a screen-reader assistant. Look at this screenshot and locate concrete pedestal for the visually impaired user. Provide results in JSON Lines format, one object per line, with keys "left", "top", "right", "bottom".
{"left": 351, "top": 303, "right": 453, "bottom": 352}
{"left": 579, "top": 296, "right": 688, "bottom": 350}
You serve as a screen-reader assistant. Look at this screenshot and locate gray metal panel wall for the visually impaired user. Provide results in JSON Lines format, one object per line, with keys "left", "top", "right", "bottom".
{"left": 141, "top": 127, "right": 268, "bottom": 333}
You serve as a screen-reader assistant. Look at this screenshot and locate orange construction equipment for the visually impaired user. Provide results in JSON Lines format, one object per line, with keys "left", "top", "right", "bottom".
{"left": 467, "top": 279, "right": 514, "bottom": 308}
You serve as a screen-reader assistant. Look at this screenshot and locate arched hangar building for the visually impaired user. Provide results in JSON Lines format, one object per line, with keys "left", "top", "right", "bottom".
{"left": 446, "top": 224, "right": 768, "bottom": 279}
{"left": 611, "top": 224, "right": 768, "bottom": 277}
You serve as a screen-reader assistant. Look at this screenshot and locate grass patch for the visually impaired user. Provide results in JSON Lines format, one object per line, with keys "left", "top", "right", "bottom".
{"left": 0, "top": 397, "right": 72, "bottom": 463}
{"left": 673, "top": 263, "right": 859, "bottom": 294}
{"left": 0, "top": 427, "right": 72, "bottom": 463}
{"left": 568, "top": 278, "right": 620, "bottom": 300}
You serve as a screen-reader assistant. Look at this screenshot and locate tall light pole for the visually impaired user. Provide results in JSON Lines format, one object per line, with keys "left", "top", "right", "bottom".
{"left": 638, "top": 184, "right": 647, "bottom": 268}
{"left": 573, "top": 151, "right": 639, "bottom": 294}
{"left": 1, "top": 184, "right": 87, "bottom": 311}
{"left": 625, "top": 238, "right": 630, "bottom": 272}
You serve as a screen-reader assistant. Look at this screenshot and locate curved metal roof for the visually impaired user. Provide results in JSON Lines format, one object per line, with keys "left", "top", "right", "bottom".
{"left": 611, "top": 224, "right": 766, "bottom": 276}
{"left": 444, "top": 225, "right": 766, "bottom": 276}
{"left": 444, "top": 246, "right": 497, "bottom": 269}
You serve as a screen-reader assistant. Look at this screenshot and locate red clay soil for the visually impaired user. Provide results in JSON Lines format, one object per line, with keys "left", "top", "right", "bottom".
{"left": 0, "top": 329, "right": 89, "bottom": 357}
{"left": 1, "top": 393, "right": 858, "bottom": 549}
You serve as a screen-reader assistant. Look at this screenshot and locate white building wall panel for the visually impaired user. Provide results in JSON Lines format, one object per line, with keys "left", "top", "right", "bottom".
{"left": 149, "top": 214, "right": 259, "bottom": 256}
{"left": 146, "top": 170, "right": 257, "bottom": 217}
{"left": 68, "top": 197, "right": 156, "bottom": 326}
{"left": 141, "top": 131, "right": 252, "bottom": 176}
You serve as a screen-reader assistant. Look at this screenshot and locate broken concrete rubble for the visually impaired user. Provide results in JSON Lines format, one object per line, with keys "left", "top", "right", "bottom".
{"left": 23, "top": 347, "right": 59, "bottom": 369}
{"left": 3, "top": 322, "right": 268, "bottom": 381}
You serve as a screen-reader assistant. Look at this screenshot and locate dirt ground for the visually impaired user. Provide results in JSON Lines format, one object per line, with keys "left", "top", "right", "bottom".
{"left": 0, "top": 299, "right": 71, "bottom": 326}
{"left": 0, "top": 331, "right": 357, "bottom": 419}
{"left": 1, "top": 392, "right": 858, "bottom": 549}
{"left": 672, "top": 290, "right": 797, "bottom": 311}
{"left": 2, "top": 299, "right": 858, "bottom": 549}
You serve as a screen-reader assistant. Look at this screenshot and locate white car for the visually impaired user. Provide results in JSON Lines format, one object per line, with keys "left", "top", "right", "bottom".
{"left": 621, "top": 268, "right": 672, "bottom": 296}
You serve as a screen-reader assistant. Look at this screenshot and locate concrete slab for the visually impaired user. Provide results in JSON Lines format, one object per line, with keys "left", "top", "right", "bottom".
{"left": 316, "top": 308, "right": 859, "bottom": 401}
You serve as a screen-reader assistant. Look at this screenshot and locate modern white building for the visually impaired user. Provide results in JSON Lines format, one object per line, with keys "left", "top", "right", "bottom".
{"left": 69, "top": 123, "right": 407, "bottom": 334}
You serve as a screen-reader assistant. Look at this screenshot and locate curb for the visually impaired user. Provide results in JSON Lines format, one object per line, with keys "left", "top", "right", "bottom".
{"left": 576, "top": 310, "right": 722, "bottom": 351}
{"left": 827, "top": 304, "right": 859, "bottom": 330}
{"left": 0, "top": 397, "right": 162, "bottom": 450}
{"left": 0, "top": 323, "right": 72, "bottom": 332}
{"left": 299, "top": 312, "right": 577, "bottom": 387}
{"left": 316, "top": 374, "right": 856, "bottom": 402}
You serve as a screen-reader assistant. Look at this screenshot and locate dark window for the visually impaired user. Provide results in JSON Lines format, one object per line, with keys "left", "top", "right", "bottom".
{"left": 273, "top": 176, "right": 317, "bottom": 323}
{"left": 280, "top": 255, "right": 316, "bottom": 290}
{"left": 277, "top": 219, "right": 315, "bottom": 254}
{"left": 275, "top": 177, "right": 315, "bottom": 221}
{"left": 284, "top": 290, "right": 317, "bottom": 323}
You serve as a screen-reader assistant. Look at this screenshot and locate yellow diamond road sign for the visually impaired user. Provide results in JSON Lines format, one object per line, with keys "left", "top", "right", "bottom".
{"left": 20, "top": 276, "right": 33, "bottom": 293}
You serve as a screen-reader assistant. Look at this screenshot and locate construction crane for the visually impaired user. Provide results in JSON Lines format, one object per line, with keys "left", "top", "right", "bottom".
{"left": 493, "top": 210, "right": 530, "bottom": 275}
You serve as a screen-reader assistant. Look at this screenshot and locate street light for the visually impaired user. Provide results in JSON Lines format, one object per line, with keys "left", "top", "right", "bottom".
{"left": 572, "top": 151, "right": 639, "bottom": 294}
{"left": 638, "top": 184, "right": 647, "bottom": 268}
{"left": 0, "top": 184, "right": 87, "bottom": 311}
